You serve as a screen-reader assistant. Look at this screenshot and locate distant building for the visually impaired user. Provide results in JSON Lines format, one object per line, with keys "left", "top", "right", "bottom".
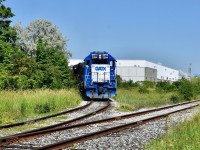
{"left": 116, "top": 60, "right": 179, "bottom": 82}
{"left": 179, "top": 70, "right": 190, "bottom": 80}
{"left": 69, "top": 59, "right": 187, "bottom": 82}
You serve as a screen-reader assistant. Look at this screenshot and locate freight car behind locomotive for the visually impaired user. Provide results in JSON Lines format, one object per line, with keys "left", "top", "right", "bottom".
{"left": 73, "top": 51, "right": 117, "bottom": 99}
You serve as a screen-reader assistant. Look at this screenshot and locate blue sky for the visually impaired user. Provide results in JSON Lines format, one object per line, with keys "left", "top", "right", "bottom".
{"left": 5, "top": 0, "right": 200, "bottom": 74}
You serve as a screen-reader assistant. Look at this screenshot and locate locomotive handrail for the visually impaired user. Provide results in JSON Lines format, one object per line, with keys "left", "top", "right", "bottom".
{"left": 110, "top": 72, "right": 116, "bottom": 80}
{"left": 85, "top": 72, "right": 113, "bottom": 83}
{"left": 85, "top": 72, "right": 92, "bottom": 87}
{"left": 95, "top": 72, "right": 110, "bottom": 83}
{"left": 84, "top": 71, "right": 116, "bottom": 85}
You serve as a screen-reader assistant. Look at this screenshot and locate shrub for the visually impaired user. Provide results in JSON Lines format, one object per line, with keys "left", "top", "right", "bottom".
{"left": 170, "top": 94, "right": 180, "bottom": 103}
{"left": 172, "top": 80, "right": 181, "bottom": 89}
{"left": 0, "top": 75, "right": 6, "bottom": 89}
{"left": 138, "top": 86, "right": 149, "bottom": 94}
{"left": 119, "top": 103, "right": 135, "bottom": 111}
{"left": 192, "top": 77, "right": 200, "bottom": 96}
{"left": 178, "top": 78, "right": 194, "bottom": 100}
{"left": 117, "top": 75, "right": 139, "bottom": 88}
{"left": 156, "top": 81, "right": 175, "bottom": 92}
{"left": 20, "top": 101, "right": 26, "bottom": 116}
{"left": 116, "top": 75, "right": 123, "bottom": 87}
{"left": 34, "top": 103, "right": 51, "bottom": 114}
{"left": 142, "top": 81, "right": 155, "bottom": 88}
{"left": 15, "top": 75, "right": 29, "bottom": 89}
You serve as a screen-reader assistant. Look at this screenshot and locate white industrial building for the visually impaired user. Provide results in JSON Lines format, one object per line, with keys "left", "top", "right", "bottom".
{"left": 117, "top": 60, "right": 179, "bottom": 82}
{"left": 69, "top": 59, "right": 188, "bottom": 82}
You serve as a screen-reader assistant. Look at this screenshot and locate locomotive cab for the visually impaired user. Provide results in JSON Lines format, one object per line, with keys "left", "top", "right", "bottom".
{"left": 83, "top": 51, "right": 117, "bottom": 99}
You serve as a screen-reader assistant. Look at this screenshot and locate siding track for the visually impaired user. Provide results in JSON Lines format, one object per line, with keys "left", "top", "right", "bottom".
{"left": 0, "top": 100, "right": 199, "bottom": 149}
{"left": 0, "top": 101, "right": 92, "bottom": 129}
{"left": 36, "top": 100, "right": 199, "bottom": 150}
{"left": 0, "top": 101, "right": 112, "bottom": 147}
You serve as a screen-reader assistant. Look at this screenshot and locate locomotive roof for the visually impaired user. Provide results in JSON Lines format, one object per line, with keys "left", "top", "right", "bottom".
{"left": 84, "top": 51, "right": 116, "bottom": 61}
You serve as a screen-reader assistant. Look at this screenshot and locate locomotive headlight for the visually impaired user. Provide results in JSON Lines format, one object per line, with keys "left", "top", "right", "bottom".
{"left": 92, "top": 54, "right": 98, "bottom": 59}
{"left": 90, "top": 81, "right": 93, "bottom": 85}
{"left": 99, "top": 54, "right": 102, "bottom": 59}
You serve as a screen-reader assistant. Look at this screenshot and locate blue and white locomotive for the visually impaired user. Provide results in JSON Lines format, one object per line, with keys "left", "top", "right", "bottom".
{"left": 73, "top": 51, "right": 117, "bottom": 99}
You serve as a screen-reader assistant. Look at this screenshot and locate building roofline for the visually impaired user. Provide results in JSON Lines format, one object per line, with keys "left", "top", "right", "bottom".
{"left": 69, "top": 59, "right": 179, "bottom": 71}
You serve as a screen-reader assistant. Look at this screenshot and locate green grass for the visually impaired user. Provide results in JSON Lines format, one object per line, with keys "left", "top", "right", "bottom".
{"left": 0, "top": 89, "right": 82, "bottom": 125}
{"left": 115, "top": 88, "right": 177, "bottom": 111}
{"left": 145, "top": 111, "right": 200, "bottom": 150}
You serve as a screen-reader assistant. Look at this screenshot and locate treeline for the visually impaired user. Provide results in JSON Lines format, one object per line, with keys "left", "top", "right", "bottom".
{"left": 1, "top": 0, "right": 200, "bottom": 101}
{"left": 0, "top": 0, "right": 73, "bottom": 89}
{"left": 117, "top": 75, "right": 200, "bottom": 101}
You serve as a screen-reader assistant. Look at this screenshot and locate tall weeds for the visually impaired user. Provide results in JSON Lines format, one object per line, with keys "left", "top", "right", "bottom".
{"left": 145, "top": 112, "right": 200, "bottom": 150}
{"left": 116, "top": 88, "right": 176, "bottom": 111}
{"left": 0, "top": 89, "right": 82, "bottom": 125}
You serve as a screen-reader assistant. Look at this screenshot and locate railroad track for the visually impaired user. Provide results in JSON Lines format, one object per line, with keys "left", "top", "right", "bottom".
{"left": 0, "top": 101, "right": 112, "bottom": 148}
{"left": 0, "top": 101, "right": 92, "bottom": 130}
{"left": 1, "top": 100, "right": 199, "bottom": 149}
{"left": 37, "top": 100, "right": 199, "bottom": 150}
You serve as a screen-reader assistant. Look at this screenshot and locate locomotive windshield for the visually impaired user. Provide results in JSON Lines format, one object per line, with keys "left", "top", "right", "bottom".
{"left": 92, "top": 59, "right": 108, "bottom": 64}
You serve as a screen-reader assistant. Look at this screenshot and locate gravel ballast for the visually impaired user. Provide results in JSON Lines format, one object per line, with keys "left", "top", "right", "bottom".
{"left": 2, "top": 101, "right": 200, "bottom": 150}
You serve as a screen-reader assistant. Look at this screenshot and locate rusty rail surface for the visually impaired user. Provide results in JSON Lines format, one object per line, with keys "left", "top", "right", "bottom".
{"left": 0, "top": 101, "right": 92, "bottom": 129}
{"left": 0, "top": 101, "right": 112, "bottom": 146}
{"left": 37, "top": 102, "right": 199, "bottom": 150}
{"left": 0, "top": 100, "right": 199, "bottom": 148}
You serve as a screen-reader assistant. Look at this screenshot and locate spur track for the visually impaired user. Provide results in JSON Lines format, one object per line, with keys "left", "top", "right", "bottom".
{"left": 0, "top": 101, "right": 92, "bottom": 130}
{"left": 1, "top": 100, "right": 199, "bottom": 149}
{"left": 0, "top": 101, "right": 112, "bottom": 148}
{"left": 34, "top": 100, "right": 199, "bottom": 150}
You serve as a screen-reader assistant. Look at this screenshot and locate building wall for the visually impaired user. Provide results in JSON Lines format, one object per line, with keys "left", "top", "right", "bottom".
{"left": 69, "top": 59, "right": 181, "bottom": 83}
{"left": 117, "top": 66, "right": 145, "bottom": 82}
{"left": 145, "top": 67, "right": 157, "bottom": 82}
{"left": 117, "top": 60, "right": 146, "bottom": 67}
{"left": 145, "top": 61, "right": 179, "bottom": 82}
{"left": 116, "top": 60, "right": 179, "bottom": 82}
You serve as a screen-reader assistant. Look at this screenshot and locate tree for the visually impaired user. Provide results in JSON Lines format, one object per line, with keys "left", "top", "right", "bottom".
{"left": 0, "top": 0, "right": 17, "bottom": 43}
{"left": 178, "top": 78, "right": 194, "bottom": 100}
{"left": 35, "top": 39, "right": 73, "bottom": 88}
{"left": 191, "top": 77, "right": 200, "bottom": 96}
{"left": 0, "top": 2, "right": 74, "bottom": 89}
{"left": 14, "top": 19, "right": 70, "bottom": 57}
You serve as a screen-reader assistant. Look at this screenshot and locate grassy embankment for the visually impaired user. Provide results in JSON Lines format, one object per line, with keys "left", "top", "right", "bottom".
{"left": 145, "top": 111, "right": 200, "bottom": 150}
{"left": 0, "top": 86, "right": 198, "bottom": 125}
{"left": 0, "top": 89, "right": 82, "bottom": 125}
{"left": 116, "top": 87, "right": 200, "bottom": 149}
{"left": 116, "top": 88, "right": 189, "bottom": 111}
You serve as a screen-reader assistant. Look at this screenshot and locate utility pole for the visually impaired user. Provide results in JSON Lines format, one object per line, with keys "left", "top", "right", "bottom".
{"left": 188, "top": 64, "right": 192, "bottom": 79}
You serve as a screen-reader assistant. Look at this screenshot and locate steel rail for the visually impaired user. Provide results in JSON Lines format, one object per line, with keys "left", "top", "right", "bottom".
{"left": 0, "top": 101, "right": 112, "bottom": 146}
{"left": 36, "top": 103, "right": 199, "bottom": 150}
{"left": 1, "top": 145, "right": 37, "bottom": 149}
{"left": 0, "top": 100, "right": 199, "bottom": 147}
{"left": 0, "top": 101, "right": 92, "bottom": 129}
